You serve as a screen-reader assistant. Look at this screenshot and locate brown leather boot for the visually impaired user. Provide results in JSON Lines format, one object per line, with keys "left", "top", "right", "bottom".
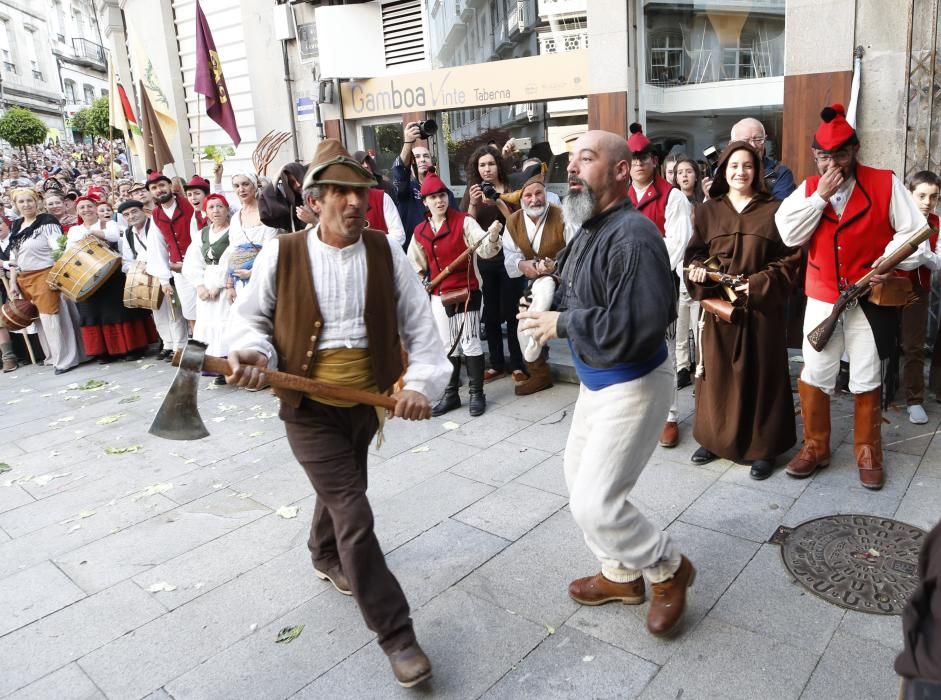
{"left": 388, "top": 642, "right": 432, "bottom": 688}
{"left": 515, "top": 357, "right": 553, "bottom": 396}
{"left": 854, "top": 388, "right": 884, "bottom": 490}
{"left": 569, "top": 573, "right": 645, "bottom": 605}
{"left": 786, "top": 380, "right": 831, "bottom": 478}
{"left": 314, "top": 564, "right": 352, "bottom": 596}
{"left": 646, "top": 556, "right": 696, "bottom": 637}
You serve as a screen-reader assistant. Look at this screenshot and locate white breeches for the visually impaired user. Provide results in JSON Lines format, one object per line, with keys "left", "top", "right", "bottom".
{"left": 801, "top": 296, "right": 882, "bottom": 394}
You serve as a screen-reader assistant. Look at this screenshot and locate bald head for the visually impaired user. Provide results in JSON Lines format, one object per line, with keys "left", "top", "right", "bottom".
{"left": 731, "top": 118, "right": 767, "bottom": 156}
{"left": 566, "top": 130, "right": 631, "bottom": 218}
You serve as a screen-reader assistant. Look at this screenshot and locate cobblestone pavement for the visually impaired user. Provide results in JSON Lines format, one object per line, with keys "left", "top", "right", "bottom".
{"left": 0, "top": 355, "right": 937, "bottom": 699}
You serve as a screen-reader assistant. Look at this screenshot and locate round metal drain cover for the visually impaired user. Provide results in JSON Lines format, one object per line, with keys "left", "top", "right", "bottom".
{"left": 779, "top": 514, "right": 925, "bottom": 615}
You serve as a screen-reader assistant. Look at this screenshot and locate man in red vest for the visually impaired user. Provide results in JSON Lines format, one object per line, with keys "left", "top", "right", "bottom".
{"left": 776, "top": 104, "right": 932, "bottom": 489}
{"left": 149, "top": 170, "right": 197, "bottom": 328}
{"left": 626, "top": 123, "right": 692, "bottom": 450}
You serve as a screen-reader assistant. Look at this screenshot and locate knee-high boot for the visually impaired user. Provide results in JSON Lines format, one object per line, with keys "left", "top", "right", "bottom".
{"left": 854, "top": 387, "right": 884, "bottom": 490}
{"left": 786, "top": 379, "right": 831, "bottom": 478}
{"left": 465, "top": 354, "right": 486, "bottom": 416}
{"left": 432, "top": 357, "right": 461, "bottom": 417}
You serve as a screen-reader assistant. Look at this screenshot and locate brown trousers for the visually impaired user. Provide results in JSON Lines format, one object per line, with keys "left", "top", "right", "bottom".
{"left": 281, "top": 398, "right": 414, "bottom": 654}
{"left": 901, "top": 284, "right": 930, "bottom": 405}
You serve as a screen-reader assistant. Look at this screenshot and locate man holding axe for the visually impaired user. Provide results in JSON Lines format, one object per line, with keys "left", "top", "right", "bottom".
{"left": 776, "top": 104, "right": 936, "bottom": 490}
{"left": 223, "top": 140, "right": 451, "bottom": 688}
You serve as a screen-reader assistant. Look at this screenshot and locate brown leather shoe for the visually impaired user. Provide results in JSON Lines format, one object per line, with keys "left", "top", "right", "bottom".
{"left": 646, "top": 556, "right": 696, "bottom": 638}
{"left": 659, "top": 421, "right": 679, "bottom": 448}
{"left": 2, "top": 357, "right": 16, "bottom": 373}
{"left": 314, "top": 564, "right": 352, "bottom": 596}
{"left": 854, "top": 388, "right": 884, "bottom": 490}
{"left": 569, "top": 573, "right": 645, "bottom": 605}
{"left": 515, "top": 357, "right": 553, "bottom": 396}
{"left": 786, "top": 380, "right": 831, "bottom": 478}
{"left": 388, "top": 642, "right": 432, "bottom": 688}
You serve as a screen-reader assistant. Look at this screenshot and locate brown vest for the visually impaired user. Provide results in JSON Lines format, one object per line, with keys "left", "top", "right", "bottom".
{"left": 272, "top": 229, "right": 403, "bottom": 408}
{"left": 505, "top": 205, "right": 566, "bottom": 260}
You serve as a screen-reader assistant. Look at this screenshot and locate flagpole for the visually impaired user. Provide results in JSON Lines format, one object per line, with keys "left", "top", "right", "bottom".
{"left": 195, "top": 94, "right": 201, "bottom": 176}
{"left": 109, "top": 123, "right": 116, "bottom": 198}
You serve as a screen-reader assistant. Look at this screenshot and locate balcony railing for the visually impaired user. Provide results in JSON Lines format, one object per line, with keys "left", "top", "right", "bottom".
{"left": 537, "top": 28, "right": 588, "bottom": 54}
{"left": 72, "top": 37, "right": 105, "bottom": 65}
{"left": 537, "top": 0, "right": 586, "bottom": 19}
{"left": 508, "top": 0, "right": 535, "bottom": 36}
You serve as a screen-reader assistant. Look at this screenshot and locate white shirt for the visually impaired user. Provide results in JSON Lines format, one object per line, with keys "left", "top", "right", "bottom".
{"left": 501, "top": 205, "right": 572, "bottom": 278}
{"left": 11, "top": 220, "right": 61, "bottom": 272}
{"left": 381, "top": 192, "right": 406, "bottom": 248}
{"left": 632, "top": 182, "right": 693, "bottom": 271}
{"left": 65, "top": 222, "right": 120, "bottom": 250}
{"left": 182, "top": 225, "right": 229, "bottom": 290}
{"left": 775, "top": 174, "right": 935, "bottom": 271}
{"left": 118, "top": 219, "right": 151, "bottom": 272}
{"left": 145, "top": 222, "right": 174, "bottom": 284}
{"left": 225, "top": 226, "right": 451, "bottom": 401}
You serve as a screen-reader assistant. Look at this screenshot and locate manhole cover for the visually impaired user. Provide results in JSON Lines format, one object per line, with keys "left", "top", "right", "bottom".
{"left": 778, "top": 514, "right": 926, "bottom": 615}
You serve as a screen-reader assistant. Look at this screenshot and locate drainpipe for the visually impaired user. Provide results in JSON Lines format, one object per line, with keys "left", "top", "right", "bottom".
{"left": 280, "top": 28, "right": 300, "bottom": 161}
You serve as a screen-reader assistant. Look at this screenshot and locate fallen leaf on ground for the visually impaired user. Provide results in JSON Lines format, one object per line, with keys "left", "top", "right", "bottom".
{"left": 194, "top": 582, "right": 205, "bottom": 589}
{"left": 105, "top": 445, "right": 144, "bottom": 455}
{"left": 76, "top": 379, "right": 108, "bottom": 391}
{"left": 0, "top": 463, "right": 11, "bottom": 474}
{"left": 147, "top": 581, "right": 177, "bottom": 593}
{"left": 132, "top": 483, "right": 173, "bottom": 500}
{"left": 48, "top": 416, "right": 75, "bottom": 426}
{"left": 217, "top": 404, "right": 238, "bottom": 413}
{"left": 97, "top": 415, "right": 122, "bottom": 425}
{"left": 275, "top": 505, "right": 299, "bottom": 519}
{"left": 249, "top": 431, "right": 264, "bottom": 438}
{"left": 78, "top": 509, "right": 96, "bottom": 519}
{"left": 6, "top": 398, "right": 21, "bottom": 404}
{"left": 119, "top": 394, "right": 142, "bottom": 404}
{"left": 139, "top": 364, "right": 154, "bottom": 370}
{"left": 410, "top": 445, "right": 430, "bottom": 453}
{"left": 544, "top": 624, "right": 555, "bottom": 635}
{"left": 68, "top": 523, "right": 81, "bottom": 533}
{"left": 442, "top": 421, "right": 460, "bottom": 430}
{"left": 212, "top": 483, "right": 224, "bottom": 489}
{"left": 275, "top": 625, "right": 304, "bottom": 644}
{"left": 582, "top": 655, "right": 595, "bottom": 663}
{"left": 31, "top": 472, "right": 72, "bottom": 486}
{"left": 212, "top": 417, "right": 226, "bottom": 423}
{"left": 542, "top": 410, "right": 567, "bottom": 425}
{"left": 249, "top": 623, "right": 258, "bottom": 632}
{"left": 234, "top": 492, "right": 252, "bottom": 499}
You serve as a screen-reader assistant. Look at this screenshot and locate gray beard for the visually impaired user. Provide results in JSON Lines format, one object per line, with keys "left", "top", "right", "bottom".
{"left": 563, "top": 186, "right": 595, "bottom": 230}
{"left": 522, "top": 204, "right": 547, "bottom": 219}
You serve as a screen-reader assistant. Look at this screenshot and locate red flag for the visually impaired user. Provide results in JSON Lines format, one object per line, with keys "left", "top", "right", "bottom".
{"left": 194, "top": 1, "right": 241, "bottom": 146}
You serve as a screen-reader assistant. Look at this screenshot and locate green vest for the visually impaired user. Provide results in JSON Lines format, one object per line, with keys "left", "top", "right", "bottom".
{"left": 201, "top": 226, "right": 229, "bottom": 264}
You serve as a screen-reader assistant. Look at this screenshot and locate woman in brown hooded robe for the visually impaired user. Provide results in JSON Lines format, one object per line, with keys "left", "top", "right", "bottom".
{"left": 685, "top": 141, "right": 801, "bottom": 479}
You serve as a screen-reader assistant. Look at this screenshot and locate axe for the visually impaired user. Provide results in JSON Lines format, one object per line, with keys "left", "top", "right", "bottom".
{"left": 148, "top": 341, "right": 397, "bottom": 441}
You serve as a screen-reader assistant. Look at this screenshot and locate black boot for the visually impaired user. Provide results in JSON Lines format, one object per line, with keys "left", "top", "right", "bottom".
{"left": 432, "top": 358, "right": 462, "bottom": 417}
{"left": 465, "top": 354, "right": 486, "bottom": 416}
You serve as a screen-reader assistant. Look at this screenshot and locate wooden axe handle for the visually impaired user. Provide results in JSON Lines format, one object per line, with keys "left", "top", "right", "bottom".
{"left": 195, "top": 354, "right": 399, "bottom": 411}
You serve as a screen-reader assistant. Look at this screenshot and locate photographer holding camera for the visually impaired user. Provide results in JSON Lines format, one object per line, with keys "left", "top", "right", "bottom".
{"left": 391, "top": 121, "right": 454, "bottom": 247}
{"left": 461, "top": 145, "right": 526, "bottom": 383}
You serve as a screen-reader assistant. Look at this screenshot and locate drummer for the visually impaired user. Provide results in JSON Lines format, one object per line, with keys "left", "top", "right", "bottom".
{"left": 68, "top": 195, "right": 157, "bottom": 362}
{"left": 117, "top": 199, "right": 188, "bottom": 361}
{"left": 7, "top": 188, "right": 85, "bottom": 374}
{"left": 0, "top": 214, "right": 19, "bottom": 372}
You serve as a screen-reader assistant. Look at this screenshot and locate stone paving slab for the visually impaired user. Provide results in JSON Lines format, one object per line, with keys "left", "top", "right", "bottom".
{"left": 0, "top": 360, "right": 938, "bottom": 699}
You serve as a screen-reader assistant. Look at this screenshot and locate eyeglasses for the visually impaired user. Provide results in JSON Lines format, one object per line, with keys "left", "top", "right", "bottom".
{"left": 745, "top": 137, "right": 766, "bottom": 146}
{"left": 814, "top": 150, "right": 853, "bottom": 164}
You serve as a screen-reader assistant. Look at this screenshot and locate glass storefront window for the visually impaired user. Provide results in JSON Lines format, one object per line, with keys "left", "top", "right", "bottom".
{"left": 644, "top": 0, "right": 784, "bottom": 86}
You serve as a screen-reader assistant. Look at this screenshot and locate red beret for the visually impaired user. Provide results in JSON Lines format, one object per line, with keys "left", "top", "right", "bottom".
{"left": 813, "top": 103, "right": 858, "bottom": 151}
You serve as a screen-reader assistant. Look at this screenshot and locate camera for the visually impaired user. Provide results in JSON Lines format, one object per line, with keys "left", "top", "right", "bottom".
{"left": 480, "top": 182, "right": 500, "bottom": 201}
{"left": 411, "top": 119, "right": 437, "bottom": 140}
{"left": 703, "top": 145, "right": 720, "bottom": 177}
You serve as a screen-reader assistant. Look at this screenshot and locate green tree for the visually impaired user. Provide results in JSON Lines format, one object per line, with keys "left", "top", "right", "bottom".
{"left": 70, "top": 108, "right": 90, "bottom": 136}
{"left": 0, "top": 107, "right": 48, "bottom": 167}
{"left": 86, "top": 97, "right": 111, "bottom": 138}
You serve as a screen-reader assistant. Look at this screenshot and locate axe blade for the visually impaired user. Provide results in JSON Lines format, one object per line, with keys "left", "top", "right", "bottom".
{"left": 148, "top": 341, "right": 211, "bottom": 441}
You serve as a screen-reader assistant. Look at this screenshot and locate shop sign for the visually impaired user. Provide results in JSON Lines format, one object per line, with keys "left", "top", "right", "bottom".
{"left": 341, "top": 50, "right": 589, "bottom": 119}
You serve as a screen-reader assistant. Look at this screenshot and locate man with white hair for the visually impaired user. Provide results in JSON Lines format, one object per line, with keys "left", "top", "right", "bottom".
{"left": 729, "top": 117, "right": 796, "bottom": 200}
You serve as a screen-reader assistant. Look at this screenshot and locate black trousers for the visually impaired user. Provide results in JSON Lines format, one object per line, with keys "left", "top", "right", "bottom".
{"left": 479, "top": 257, "right": 526, "bottom": 372}
{"left": 281, "top": 398, "right": 414, "bottom": 654}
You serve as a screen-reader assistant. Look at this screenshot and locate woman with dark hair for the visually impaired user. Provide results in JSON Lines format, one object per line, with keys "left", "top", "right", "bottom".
{"left": 684, "top": 142, "right": 801, "bottom": 480}
{"left": 668, "top": 155, "right": 704, "bottom": 388}
{"left": 460, "top": 144, "right": 526, "bottom": 383}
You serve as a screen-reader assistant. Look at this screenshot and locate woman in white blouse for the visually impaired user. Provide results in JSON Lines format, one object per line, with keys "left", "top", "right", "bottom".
{"left": 182, "top": 194, "right": 234, "bottom": 380}
{"left": 7, "top": 188, "right": 84, "bottom": 374}
{"left": 222, "top": 173, "right": 279, "bottom": 292}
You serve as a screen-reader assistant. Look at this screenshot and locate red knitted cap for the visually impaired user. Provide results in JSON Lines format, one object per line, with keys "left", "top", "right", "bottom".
{"left": 813, "top": 104, "right": 858, "bottom": 151}
{"left": 420, "top": 168, "right": 449, "bottom": 198}
{"left": 627, "top": 122, "right": 654, "bottom": 155}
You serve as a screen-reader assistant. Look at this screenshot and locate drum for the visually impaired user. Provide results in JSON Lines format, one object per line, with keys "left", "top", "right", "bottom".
{"left": 47, "top": 236, "right": 121, "bottom": 302}
{"left": 0, "top": 299, "right": 39, "bottom": 331}
{"left": 123, "top": 261, "right": 164, "bottom": 310}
